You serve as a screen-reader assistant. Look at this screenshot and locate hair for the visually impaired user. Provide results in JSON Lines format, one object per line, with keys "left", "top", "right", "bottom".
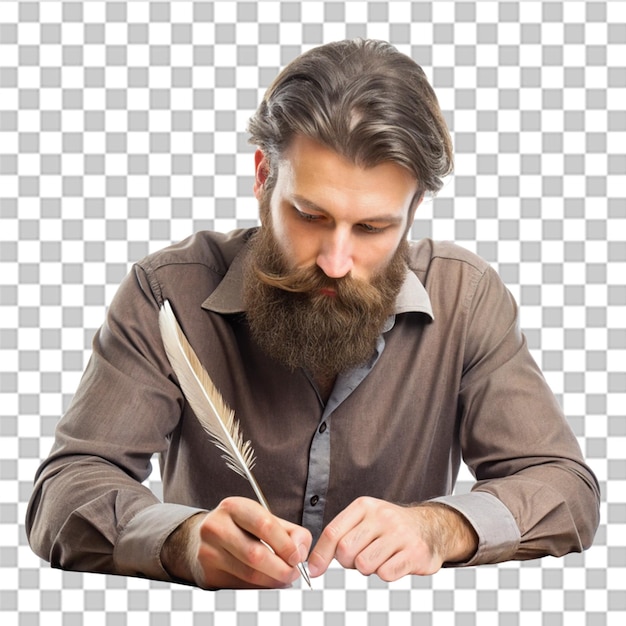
{"left": 247, "top": 38, "right": 453, "bottom": 196}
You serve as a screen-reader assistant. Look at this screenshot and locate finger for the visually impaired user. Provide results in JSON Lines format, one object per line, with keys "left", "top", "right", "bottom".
{"left": 278, "top": 518, "right": 313, "bottom": 566}
{"left": 351, "top": 508, "right": 444, "bottom": 579}
{"left": 196, "top": 499, "right": 296, "bottom": 586}
{"left": 218, "top": 543, "right": 301, "bottom": 589}
{"left": 307, "top": 498, "right": 372, "bottom": 577}
{"left": 375, "top": 545, "right": 440, "bottom": 581}
{"left": 197, "top": 536, "right": 299, "bottom": 589}
{"left": 225, "top": 499, "right": 308, "bottom": 568}
{"left": 276, "top": 520, "right": 313, "bottom": 588}
{"left": 351, "top": 535, "right": 400, "bottom": 577}
{"left": 216, "top": 498, "right": 309, "bottom": 580}
{"left": 372, "top": 550, "right": 414, "bottom": 583}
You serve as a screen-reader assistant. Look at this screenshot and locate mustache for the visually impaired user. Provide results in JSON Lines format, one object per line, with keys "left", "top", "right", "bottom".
{"left": 254, "top": 264, "right": 338, "bottom": 293}
{"left": 252, "top": 262, "right": 385, "bottom": 306}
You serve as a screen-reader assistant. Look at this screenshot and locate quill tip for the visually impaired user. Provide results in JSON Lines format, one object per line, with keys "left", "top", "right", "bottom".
{"left": 297, "top": 562, "right": 312, "bottom": 589}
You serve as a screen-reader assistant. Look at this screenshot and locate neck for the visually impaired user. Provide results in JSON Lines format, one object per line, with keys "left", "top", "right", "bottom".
{"left": 312, "top": 372, "right": 336, "bottom": 404}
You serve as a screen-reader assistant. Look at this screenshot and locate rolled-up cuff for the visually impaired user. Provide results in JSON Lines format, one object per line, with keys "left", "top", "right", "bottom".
{"left": 431, "top": 491, "right": 520, "bottom": 566}
{"left": 114, "top": 503, "right": 207, "bottom": 582}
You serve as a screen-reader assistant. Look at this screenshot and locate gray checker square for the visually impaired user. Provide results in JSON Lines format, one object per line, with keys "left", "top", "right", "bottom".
{"left": 1, "top": 1, "right": 624, "bottom": 625}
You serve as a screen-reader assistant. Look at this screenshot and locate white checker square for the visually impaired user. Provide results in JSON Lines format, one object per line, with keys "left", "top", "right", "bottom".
{"left": 1, "top": 1, "right": 623, "bottom": 624}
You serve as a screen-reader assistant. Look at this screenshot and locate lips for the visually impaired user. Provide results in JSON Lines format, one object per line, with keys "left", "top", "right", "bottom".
{"left": 318, "top": 287, "right": 337, "bottom": 297}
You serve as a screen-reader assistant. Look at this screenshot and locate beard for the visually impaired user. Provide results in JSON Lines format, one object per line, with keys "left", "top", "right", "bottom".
{"left": 242, "top": 215, "right": 409, "bottom": 381}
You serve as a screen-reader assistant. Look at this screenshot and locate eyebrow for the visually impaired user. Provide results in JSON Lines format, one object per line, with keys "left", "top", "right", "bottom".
{"left": 292, "top": 195, "right": 405, "bottom": 224}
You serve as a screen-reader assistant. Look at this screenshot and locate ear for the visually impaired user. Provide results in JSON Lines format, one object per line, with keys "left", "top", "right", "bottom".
{"left": 253, "top": 149, "right": 269, "bottom": 199}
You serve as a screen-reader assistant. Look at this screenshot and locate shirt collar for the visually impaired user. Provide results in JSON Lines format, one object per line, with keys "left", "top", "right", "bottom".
{"left": 202, "top": 244, "right": 434, "bottom": 320}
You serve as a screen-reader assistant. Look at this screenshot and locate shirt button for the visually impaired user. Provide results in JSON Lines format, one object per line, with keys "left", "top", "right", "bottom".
{"left": 318, "top": 422, "right": 327, "bottom": 434}
{"left": 310, "top": 495, "right": 319, "bottom": 506}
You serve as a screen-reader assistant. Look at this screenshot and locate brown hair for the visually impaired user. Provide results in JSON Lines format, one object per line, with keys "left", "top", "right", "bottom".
{"left": 247, "top": 39, "right": 453, "bottom": 195}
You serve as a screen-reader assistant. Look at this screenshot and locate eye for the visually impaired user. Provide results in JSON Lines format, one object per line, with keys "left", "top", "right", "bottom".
{"left": 294, "top": 207, "right": 322, "bottom": 222}
{"left": 358, "top": 223, "right": 386, "bottom": 234}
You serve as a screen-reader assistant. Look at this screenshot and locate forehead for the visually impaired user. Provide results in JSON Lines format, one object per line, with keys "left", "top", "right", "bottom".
{"left": 276, "top": 136, "right": 418, "bottom": 213}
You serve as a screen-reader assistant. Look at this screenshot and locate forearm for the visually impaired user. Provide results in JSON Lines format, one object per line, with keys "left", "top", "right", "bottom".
{"left": 415, "top": 501, "right": 478, "bottom": 564}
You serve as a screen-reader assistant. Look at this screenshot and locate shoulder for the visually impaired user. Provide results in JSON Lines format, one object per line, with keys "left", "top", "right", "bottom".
{"left": 406, "top": 239, "right": 512, "bottom": 321}
{"left": 407, "top": 239, "right": 492, "bottom": 282}
{"left": 127, "top": 228, "right": 255, "bottom": 308}
{"left": 137, "top": 228, "right": 254, "bottom": 277}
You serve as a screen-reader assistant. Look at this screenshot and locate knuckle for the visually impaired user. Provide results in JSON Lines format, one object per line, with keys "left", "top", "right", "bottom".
{"left": 244, "top": 542, "right": 267, "bottom": 567}
{"left": 377, "top": 558, "right": 407, "bottom": 582}
{"left": 251, "top": 513, "right": 273, "bottom": 538}
{"left": 353, "top": 552, "right": 374, "bottom": 575}
{"left": 321, "top": 522, "right": 341, "bottom": 542}
{"left": 335, "top": 537, "right": 354, "bottom": 563}
{"left": 378, "top": 506, "right": 398, "bottom": 526}
{"left": 354, "top": 495, "right": 374, "bottom": 509}
{"left": 199, "top": 516, "right": 220, "bottom": 541}
{"left": 218, "top": 496, "right": 239, "bottom": 514}
{"left": 377, "top": 568, "right": 398, "bottom": 583}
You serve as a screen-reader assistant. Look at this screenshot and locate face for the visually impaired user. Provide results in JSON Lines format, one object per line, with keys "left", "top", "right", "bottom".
{"left": 244, "top": 137, "right": 422, "bottom": 379}
{"left": 253, "top": 135, "right": 421, "bottom": 283}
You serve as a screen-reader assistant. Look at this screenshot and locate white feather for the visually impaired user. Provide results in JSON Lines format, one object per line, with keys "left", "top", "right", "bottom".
{"left": 158, "top": 299, "right": 311, "bottom": 587}
{"left": 158, "top": 299, "right": 269, "bottom": 509}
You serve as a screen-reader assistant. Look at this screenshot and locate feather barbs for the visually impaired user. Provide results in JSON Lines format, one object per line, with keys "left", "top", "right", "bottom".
{"left": 158, "top": 299, "right": 267, "bottom": 508}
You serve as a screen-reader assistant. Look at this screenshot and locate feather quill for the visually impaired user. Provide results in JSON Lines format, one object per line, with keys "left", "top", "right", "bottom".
{"left": 158, "top": 299, "right": 311, "bottom": 587}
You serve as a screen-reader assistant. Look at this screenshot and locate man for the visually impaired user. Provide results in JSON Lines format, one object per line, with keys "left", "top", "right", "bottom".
{"left": 27, "top": 39, "right": 600, "bottom": 589}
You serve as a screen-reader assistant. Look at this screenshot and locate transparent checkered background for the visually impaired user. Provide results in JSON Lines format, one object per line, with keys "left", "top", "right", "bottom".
{"left": 1, "top": 0, "right": 625, "bottom": 624}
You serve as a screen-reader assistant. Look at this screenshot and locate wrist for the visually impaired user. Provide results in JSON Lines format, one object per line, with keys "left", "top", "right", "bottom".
{"left": 161, "top": 512, "right": 206, "bottom": 585}
{"left": 416, "top": 502, "right": 478, "bottom": 564}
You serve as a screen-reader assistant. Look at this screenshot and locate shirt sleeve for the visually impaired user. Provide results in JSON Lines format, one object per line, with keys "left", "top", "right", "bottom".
{"left": 441, "top": 265, "right": 600, "bottom": 565}
{"left": 25, "top": 264, "right": 202, "bottom": 581}
{"left": 432, "top": 492, "right": 521, "bottom": 565}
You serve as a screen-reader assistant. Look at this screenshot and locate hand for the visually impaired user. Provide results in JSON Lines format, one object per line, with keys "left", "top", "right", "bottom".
{"left": 161, "top": 497, "right": 312, "bottom": 589}
{"left": 307, "top": 497, "right": 478, "bottom": 581}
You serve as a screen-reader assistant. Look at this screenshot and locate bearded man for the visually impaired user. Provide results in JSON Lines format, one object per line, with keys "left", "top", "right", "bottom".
{"left": 27, "top": 39, "right": 599, "bottom": 589}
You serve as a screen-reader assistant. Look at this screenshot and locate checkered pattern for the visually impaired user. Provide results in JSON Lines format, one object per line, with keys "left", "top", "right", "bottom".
{"left": 1, "top": 0, "right": 625, "bottom": 623}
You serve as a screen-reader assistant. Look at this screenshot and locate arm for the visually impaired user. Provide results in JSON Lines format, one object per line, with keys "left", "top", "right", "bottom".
{"left": 311, "top": 263, "right": 599, "bottom": 577}
{"left": 26, "top": 265, "right": 203, "bottom": 581}
{"left": 443, "top": 265, "right": 600, "bottom": 564}
{"left": 456, "top": 269, "right": 600, "bottom": 562}
{"left": 26, "top": 262, "right": 312, "bottom": 587}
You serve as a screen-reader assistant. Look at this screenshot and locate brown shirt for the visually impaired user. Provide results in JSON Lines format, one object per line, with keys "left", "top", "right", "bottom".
{"left": 26, "top": 228, "right": 600, "bottom": 583}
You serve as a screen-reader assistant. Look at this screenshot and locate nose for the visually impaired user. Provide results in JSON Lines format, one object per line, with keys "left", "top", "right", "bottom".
{"left": 316, "top": 229, "right": 354, "bottom": 278}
